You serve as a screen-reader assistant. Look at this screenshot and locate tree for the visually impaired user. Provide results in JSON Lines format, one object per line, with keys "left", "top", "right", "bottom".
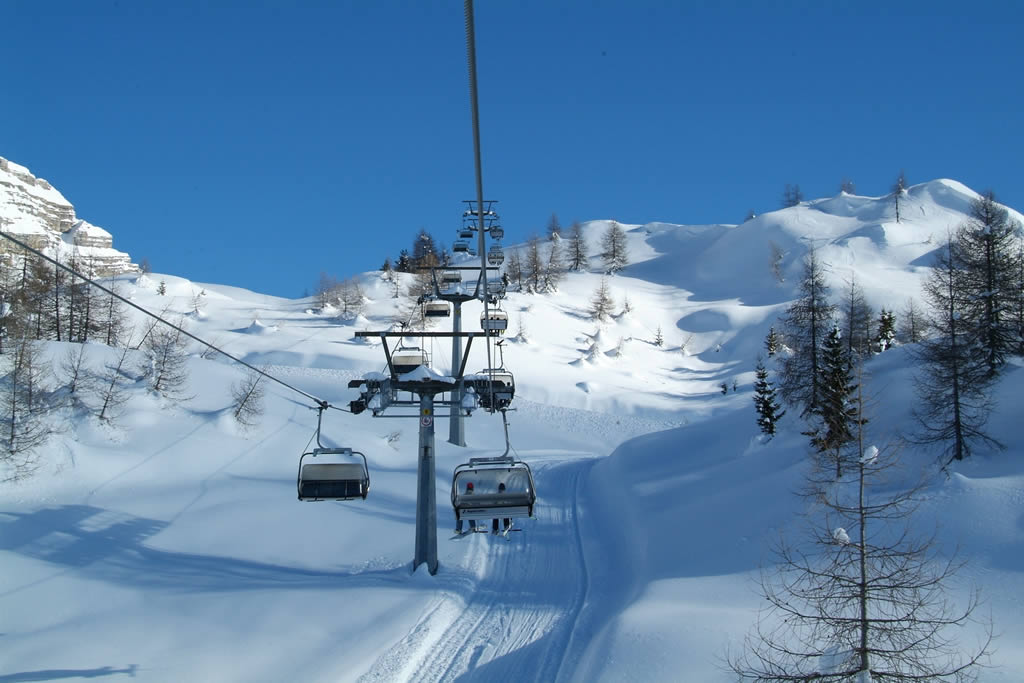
{"left": 568, "top": 222, "right": 588, "bottom": 271}
{"left": 144, "top": 321, "right": 191, "bottom": 400}
{"left": 840, "top": 178, "right": 856, "bottom": 194}
{"left": 778, "top": 248, "right": 835, "bottom": 416}
{"left": 899, "top": 297, "right": 926, "bottom": 344}
{"left": 731, "top": 416, "right": 992, "bottom": 681}
{"left": 101, "top": 280, "right": 129, "bottom": 348}
{"left": 764, "top": 327, "right": 780, "bottom": 357}
{"left": 505, "top": 249, "right": 524, "bottom": 291}
{"left": 524, "top": 235, "right": 543, "bottom": 293}
{"left": 769, "top": 241, "right": 786, "bottom": 283}
{"left": 139, "top": 258, "right": 152, "bottom": 274}
{"left": 840, "top": 274, "right": 873, "bottom": 357}
{"left": 753, "top": 356, "right": 785, "bottom": 438}
{"left": 782, "top": 184, "right": 804, "bottom": 208}
{"left": 0, "top": 335, "right": 53, "bottom": 480}
{"left": 913, "top": 237, "right": 1001, "bottom": 464}
{"left": 395, "top": 249, "right": 412, "bottom": 273}
{"left": 892, "top": 170, "right": 908, "bottom": 223}
{"left": 953, "top": 190, "right": 1021, "bottom": 378}
{"left": 589, "top": 277, "right": 615, "bottom": 321}
{"left": 411, "top": 229, "right": 438, "bottom": 268}
{"left": 315, "top": 271, "right": 339, "bottom": 309}
{"left": 542, "top": 239, "right": 565, "bottom": 292}
{"left": 338, "top": 277, "right": 364, "bottom": 318}
{"left": 804, "top": 324, "right": 862, "bottom": 478}
{"left": 59, "top": 342, "right": 97, "bottom": 409}
{"left": 546, "top": 213, "right": 562, "bottom": 240}
{"left": 875, "top": 308, "right": 896, "bottom": 352}
{"left": 600, "top": 221, "right": 629, "bottom": 273}
{"left": 231, "top": 368, "right": 265, "bottom": 428}
{"left": 96, "top": 339, "right": 134, "bottom": 424}
{"left": 654, "top": 325, "right": 664, "bottom": 347}
{"left": 157, "top": 280, "right": 167, "bottom": 296}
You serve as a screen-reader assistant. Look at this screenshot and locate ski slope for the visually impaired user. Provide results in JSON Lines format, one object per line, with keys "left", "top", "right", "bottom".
{"left": 2, "top": 181, "right": 1023, "bottom": 681}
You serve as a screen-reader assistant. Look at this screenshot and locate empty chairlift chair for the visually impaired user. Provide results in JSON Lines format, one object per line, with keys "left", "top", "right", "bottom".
{"left": 298, "top": 448, "right": 370, "bottom": 501}
{"left": 391, "top": 346, "right": 427, "bottom": 375}
{"left": 451, "top": 458, "right": 536, "bottom": 524}
{"left": 488, "top": 225, "right": 503, "bottom": 241}
{"left": 459, "top": 226, "right": 475, "bottom": 239}
{"left": 480, "top": 308, "right": 508, "bottom": 334}
{"left": 487, "top": 245, "right": 504, "bottom": 266}
{"left": 453, "top": 240, "right": 469, "bottom": 254}
{"left": 424, "top": 301, "right": 451, "bottom": 318}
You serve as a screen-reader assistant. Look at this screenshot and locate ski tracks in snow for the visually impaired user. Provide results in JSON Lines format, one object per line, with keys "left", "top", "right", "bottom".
{"left": 358, "top": 458, "right": 594, "bottom": 682}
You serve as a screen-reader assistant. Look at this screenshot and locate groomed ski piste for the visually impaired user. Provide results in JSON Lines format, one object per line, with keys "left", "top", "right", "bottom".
{"left": 2, "top": 180, "right": 1023, "bottom": 681}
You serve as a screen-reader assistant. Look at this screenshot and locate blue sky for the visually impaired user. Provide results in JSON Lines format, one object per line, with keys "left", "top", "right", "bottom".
{"left": 5, "top": 0, "right": 1023, "bottom": 298}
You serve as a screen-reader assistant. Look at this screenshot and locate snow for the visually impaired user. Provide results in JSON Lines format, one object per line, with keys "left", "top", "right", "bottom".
{"left": 1, "top": 180, "right": 1023, "bottom": 681}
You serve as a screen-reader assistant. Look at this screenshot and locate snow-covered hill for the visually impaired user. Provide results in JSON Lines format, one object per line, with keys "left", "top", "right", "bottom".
{"left": 1, "top": 180, "right": 1021, "bottom": 681}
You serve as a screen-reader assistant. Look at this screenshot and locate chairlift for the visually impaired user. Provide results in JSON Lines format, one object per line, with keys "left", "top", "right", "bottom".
{"left": 459, "top": 227, "right": 474, "bottom": 239}
{"left": 481, "top": 308, "right": 508, "bottom": 334}
{"left": 441, "top": 270, "right": 462, "bottom": 285}
{"left": 392, "top": 345, "right": 428, "bottom": 374}
{"left": 453, "top": 240, "right": 469, "bottom": 253}
{"left": 424, "top": 301, "right": 451, "bottom": 318}
{"left": 488, "top": 225, "right": 504, "bottom": 240}
{"left": 469, "top": 368, "right": 515, "bottom": 410}
{"left": 487, "top": 245, "right": 504, "bottom": 266}
{"left": 451, "top": 457, "right": 536, "bottom": 523}
{"left": 298, "top": 447, "right": 370, "bottom": 501}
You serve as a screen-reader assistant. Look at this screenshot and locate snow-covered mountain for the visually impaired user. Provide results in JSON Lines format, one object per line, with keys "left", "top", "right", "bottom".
{"left": 0, "top": 156, "right": 139, "bottom": 275}
{"left": 1, "top": 178, "right": 1021, "bottom": 681}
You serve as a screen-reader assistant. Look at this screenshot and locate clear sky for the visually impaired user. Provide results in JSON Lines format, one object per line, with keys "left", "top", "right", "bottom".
{"left": 5, "top": 0, "right": 1023, "bottom": 298}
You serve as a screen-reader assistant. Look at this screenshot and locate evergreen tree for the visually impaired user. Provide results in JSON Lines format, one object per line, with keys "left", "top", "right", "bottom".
{"left": 600, "top": 221, "right": 629, "bottom": 273}
{"left": 764, "top": 326, "right": 780, "bottom": 357}
{"left": 654, "top": 325, "right": 664, "bottom": 347}
{"left": 876, "top": 308, "right": 897, "bottom": 352}
{"left": 395, "top": 249, "right": 412, "bottom": 273}
{"left": 805, "top": 323, "right": 862, "bottom": 478}
{"left": 411, "top": 229, "right": 438, "bottom": 268}
{"left": 753, "top": 357, "right": 785, "bottom": 438}
{"left": 778, "top": 248, "right": 835, "bottom": 416}
{"left": 568, "top": 222, "right": 588, "bottom": 271}
{"left": 953, "top": 190, "right": 1021, "bottom": 378}
{"left": 840, "top": 177, "right": 856, "bottom": 194}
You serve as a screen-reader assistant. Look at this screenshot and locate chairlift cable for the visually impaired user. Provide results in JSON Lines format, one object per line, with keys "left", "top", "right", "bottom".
{"left": 0, "top": 230, "right": 330, "bottom": 410}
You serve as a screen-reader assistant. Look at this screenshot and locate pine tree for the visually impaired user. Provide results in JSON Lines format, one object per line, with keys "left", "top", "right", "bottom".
{"left": 876, "top": 308, "right": 897, "bottom": 352}
{"left": 781, "top": 183, "right": 803, "bottom": 208}
{"left": 805, "top": 323, "right": 862, "bottom": 478}
{"left": 841, "top": 274, "right": 873, "bottom": 356}
{"left": 778, "top": 247, "right": 835, "bottom": 416}
{"left": 654, "top": 325, "right": 664, "bottom": 347}
{"left": 764, "top": 327, "right": 780, "bottom": 357}
{"left": 753, "top": 357, "right": 785, "bottom": 438}
{"left": 600, "top": 221, "right": 629, "bottom": 273}
{"left": 892, "top": 170, "right": 908, "bottom": 223}
{"left": 568, "top": 222, "right": 588, "bottom": 271}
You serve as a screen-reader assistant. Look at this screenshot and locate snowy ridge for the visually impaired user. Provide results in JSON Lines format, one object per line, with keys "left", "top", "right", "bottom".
{"left": 1, "top": 179, "right": 1022, "bottom": 681}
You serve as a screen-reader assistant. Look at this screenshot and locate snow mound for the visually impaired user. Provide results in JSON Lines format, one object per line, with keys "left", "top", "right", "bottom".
{"left": 243, "top": 319, "right": 278, "bottom": 335}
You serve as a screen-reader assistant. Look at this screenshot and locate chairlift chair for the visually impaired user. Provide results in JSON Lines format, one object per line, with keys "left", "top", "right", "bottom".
{"left": 441, "top": 270, "right": 462, "bottom": 285}
{"left": 453, "top": 240, "right": 469, "bottom": 253}
{"left": 459, "top": 227, "right": 474, "bottom": 239}
{"left": 487, "top": 245, "right": 504, "bottom": 266}
{"left": 391, "top": 345, "right": 428, "bottom": 374}
{"left": 488, "top": 225, "right": 504, "bottom": 240}
{"left": 451, "top": 457, "right": 536, "bottom": 522}
{"left": 480, "top": 308, "right": 508, "bottom": 334}
{"left": 298, "top": 447, "right": 370, "bottom": 501}
{"left": 424, "top": 301, "right": 451, "bottom": 318}
{"left": 469, "top": 368, "right": 515, "bottom": 410}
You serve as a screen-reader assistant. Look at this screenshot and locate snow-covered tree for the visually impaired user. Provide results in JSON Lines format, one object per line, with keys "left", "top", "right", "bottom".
{"left": 805, "top": 323, "right": 862, "bottom": 478}
{"left": 144, "top": 321, "right": 191, "bottom": 401}
{"left": 764, "top": 326, "right": 780, "bottom": 357}
{"left": 600, "top": 221, "right": 629, "bottom": 273}
{"left": 231, "top": 368, "right": 265, "bottom": 428}
{"left": 589, "top": 277, "right": 615, "bottom": 321}
{"left": 875, "top": 308, "right": 897, "bottom": 352}
{"left": 568, "top": 221, "right": 588, "bottom": 271}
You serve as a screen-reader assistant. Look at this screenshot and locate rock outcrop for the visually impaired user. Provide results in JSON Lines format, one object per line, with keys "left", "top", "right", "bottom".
{"left": 0, "top": 156, "right": 139, "bottom": 276}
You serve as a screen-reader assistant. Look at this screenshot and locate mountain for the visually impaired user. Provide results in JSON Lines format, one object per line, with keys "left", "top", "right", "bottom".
{"left": 0, "top": 176, "right": 1021, "bottom": 681}
{"left": 0, "top": 156, "right": 139, "bottom": 275}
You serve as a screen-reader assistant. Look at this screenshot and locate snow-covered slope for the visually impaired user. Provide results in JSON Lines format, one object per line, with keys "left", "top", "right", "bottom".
{"left": 1, "top": 180, "right": 1021, "bottom": 682}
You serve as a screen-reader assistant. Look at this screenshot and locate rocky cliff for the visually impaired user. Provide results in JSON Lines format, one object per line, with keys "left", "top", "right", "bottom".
{"left": 0, "top": 156, "right": 139, "bottom": 276}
